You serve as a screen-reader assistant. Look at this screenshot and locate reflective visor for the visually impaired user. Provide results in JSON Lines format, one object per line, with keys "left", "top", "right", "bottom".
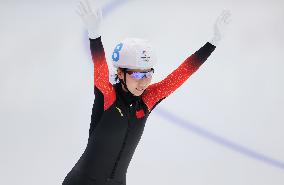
{"left": 125, "top": 68, "right": 154, "bottom": 79}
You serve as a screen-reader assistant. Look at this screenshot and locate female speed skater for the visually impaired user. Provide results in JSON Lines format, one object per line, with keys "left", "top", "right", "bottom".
{"left": 62, "top": 0, "right": 232, "bottom": 184}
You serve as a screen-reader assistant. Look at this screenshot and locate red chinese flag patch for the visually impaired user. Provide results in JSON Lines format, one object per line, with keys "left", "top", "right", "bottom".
{"left": 136, "top": 109, "right": 145, "bottom": 119}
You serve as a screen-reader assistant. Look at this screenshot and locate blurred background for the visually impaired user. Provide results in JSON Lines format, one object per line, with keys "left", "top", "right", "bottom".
{"left": 0, "top": 0, "right": 284, "bottom": 184}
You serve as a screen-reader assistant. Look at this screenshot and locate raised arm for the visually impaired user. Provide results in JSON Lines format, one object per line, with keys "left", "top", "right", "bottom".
{"left": 142, "top": 9, "right": 232, "bottom": 112}
{"left": 142, "top": 43, "right": 216, "bottom": 112}
{"left": 77, "top": 0, "right": 116, "bottom": 111}
{"left": 90, "top": 37, "right": 116, "bottom": 110}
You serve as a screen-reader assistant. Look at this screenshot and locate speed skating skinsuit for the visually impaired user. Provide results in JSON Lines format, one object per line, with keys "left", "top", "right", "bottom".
{"left": 62, "top": 36, "right": 216, "bottom": 185}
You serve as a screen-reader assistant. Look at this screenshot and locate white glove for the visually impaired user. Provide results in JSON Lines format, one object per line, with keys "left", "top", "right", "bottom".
{"left": 210, "top": 9, "right": 232, "bottom": 46}
{"left": 76, "top": 0, "right": 103, "bottom": 39}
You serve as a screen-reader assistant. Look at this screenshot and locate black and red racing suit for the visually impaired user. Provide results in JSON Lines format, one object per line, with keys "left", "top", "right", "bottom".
{"left": 62, "top": 36, "right": 216, "bottom": 185}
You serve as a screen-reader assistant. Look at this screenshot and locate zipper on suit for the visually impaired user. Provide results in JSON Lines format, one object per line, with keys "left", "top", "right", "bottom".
{"left": 110, "top": 105, "right": 131, "bottom": 179}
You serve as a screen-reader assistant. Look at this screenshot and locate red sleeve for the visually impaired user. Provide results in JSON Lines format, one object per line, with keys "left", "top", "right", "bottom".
{"left": 90, "top": 37, "right": 116, "bottom": 111}
{"left": 142, "top": 42, "right": 216, "bottom": 112}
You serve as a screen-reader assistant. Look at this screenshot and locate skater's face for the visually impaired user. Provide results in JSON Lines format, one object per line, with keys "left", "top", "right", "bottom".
{"left": 117, "top": 68, "right": 153, "bottom": 96}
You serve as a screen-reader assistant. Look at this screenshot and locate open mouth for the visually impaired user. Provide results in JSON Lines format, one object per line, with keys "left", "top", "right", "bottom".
{"left": 136, "top": 88, "right": 144, "bottom": 92}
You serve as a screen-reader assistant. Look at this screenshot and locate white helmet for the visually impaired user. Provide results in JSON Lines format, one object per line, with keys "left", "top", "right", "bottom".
{"left": 111, "top": 38, "right": 157, "bottom": 70}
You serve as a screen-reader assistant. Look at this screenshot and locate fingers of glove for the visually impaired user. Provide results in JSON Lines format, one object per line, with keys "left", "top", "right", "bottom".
{"left": 79, "top": 0, "right": 92, "bottom": 15}
{"left": 75, "top": 1, "right": 87, "bottom": 17}
{"left": 96, "top": 8, "right": 103, "bottom": 20}
{"left": 223, "top": 11, "right": 232, "bottom": 24}
{"left": 76, "top": 0, "right": 102, "bottom": 19}
{"left": 88, "top": 1, "right": 102, "bottom": 19}
{"left": 220, "top": 10, "right": 231, "bottom": 24}
{"left": 76, "top": 1, "right": 87, "bottom": 17}
{"left": 215, "top": 10, "right": 231, "bottom": 29}
{"left": 84, "top": 0, "right": 95, "bottom": 14}
{"left": 216, "top": 15, "right": 225, "bottom": 27}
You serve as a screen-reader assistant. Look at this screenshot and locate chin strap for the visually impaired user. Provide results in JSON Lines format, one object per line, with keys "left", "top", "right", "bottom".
{"left": 120, "top": 68, "right": 136, "bottom": 96}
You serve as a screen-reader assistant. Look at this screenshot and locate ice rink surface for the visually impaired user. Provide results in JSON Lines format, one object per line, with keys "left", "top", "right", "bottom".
{"left": 0, "top": 0, "right": 283, "bottom": 184}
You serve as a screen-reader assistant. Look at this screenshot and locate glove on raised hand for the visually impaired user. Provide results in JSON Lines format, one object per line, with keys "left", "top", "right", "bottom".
{"left": 210, "top": 9, "right": 232, "bottom": 46}
{"left": 76, "top": 0, "right": 103, "bottom": 39}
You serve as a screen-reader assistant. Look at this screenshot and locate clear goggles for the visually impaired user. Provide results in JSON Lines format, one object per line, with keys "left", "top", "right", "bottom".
{"left": 125, "top": 68, "right": 154, "bottom": 79}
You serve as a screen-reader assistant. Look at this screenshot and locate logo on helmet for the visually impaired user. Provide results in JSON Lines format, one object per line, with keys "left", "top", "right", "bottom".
{"left": 141, "top": 50, "right": 150, "bottom": 62}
